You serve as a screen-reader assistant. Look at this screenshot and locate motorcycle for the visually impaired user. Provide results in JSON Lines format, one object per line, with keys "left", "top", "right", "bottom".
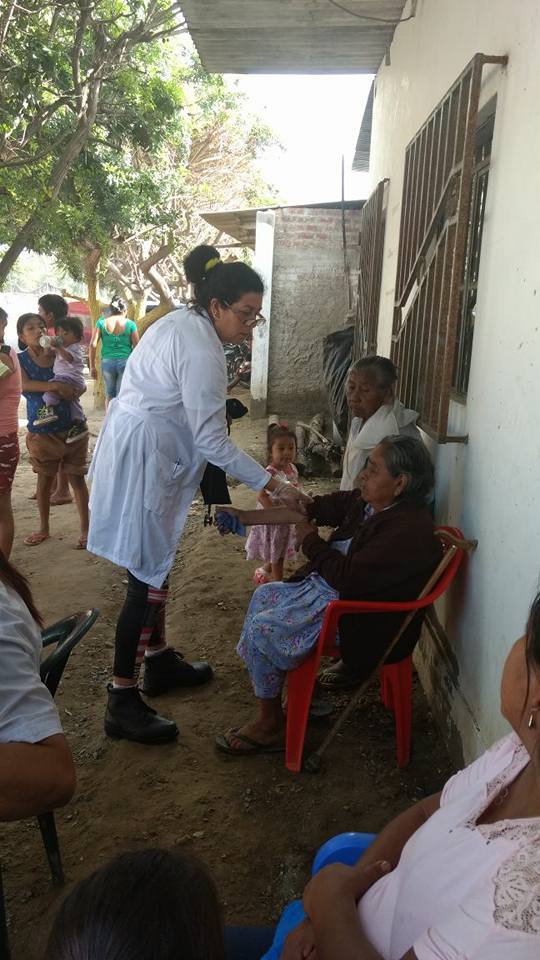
{"left": 224, "top": 340, "right": 251, "bottom": 389}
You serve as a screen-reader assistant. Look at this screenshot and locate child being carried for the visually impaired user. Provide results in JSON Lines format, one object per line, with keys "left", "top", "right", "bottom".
{"left": 36, "top": 316, "right": 89, "bottom": 444}
{"left": 246, "top": 423, "right": 302, "bottom": 584}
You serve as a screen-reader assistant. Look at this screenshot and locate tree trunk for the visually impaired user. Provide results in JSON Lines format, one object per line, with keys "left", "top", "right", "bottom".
{"left": 139, "top": 301, "right": 172, "bottom": 335}
{"left": 84, "top": 251, "right": 106, "bottom": 411}
{"left": 128, "top": 294, "right": 148, "bottom": 324}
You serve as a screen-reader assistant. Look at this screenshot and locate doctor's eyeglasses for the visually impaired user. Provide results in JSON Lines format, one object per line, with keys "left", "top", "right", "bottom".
{"left": 222, "top": 300, "right": 266, "bottom": 328}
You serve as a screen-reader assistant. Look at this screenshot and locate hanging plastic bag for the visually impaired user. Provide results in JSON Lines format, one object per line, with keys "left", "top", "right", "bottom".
{"left": 322, "top": 325, "right": 354, "bottom": 443}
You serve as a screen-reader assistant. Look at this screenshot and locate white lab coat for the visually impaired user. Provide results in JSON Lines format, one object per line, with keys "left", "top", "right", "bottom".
{"left": 88, "top": 306, "right": 270, "bottom": 586}
{"left": 340, "top": 399, "right": 421, "bottom": 491}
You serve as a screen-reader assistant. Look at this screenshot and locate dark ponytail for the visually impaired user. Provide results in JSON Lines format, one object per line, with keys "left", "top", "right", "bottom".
{"left": 110, "top": 296, "right": 126, "bottom": 315}
{"left": 37, "top": 294, "right": 68, "bottom": 322}
{"left": 183, "top": 244, "right": 264, "bottom": 316}
{"left": 0, "top": 551, "right": 43, "bottom": 626}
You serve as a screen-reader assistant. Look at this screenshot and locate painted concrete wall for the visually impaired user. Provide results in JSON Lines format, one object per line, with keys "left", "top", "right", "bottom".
{"left": 367, "top": 0, "right": 540, "bottom": 760}
{"left": 260, "top": 206, "right": 361, "bottom": 417}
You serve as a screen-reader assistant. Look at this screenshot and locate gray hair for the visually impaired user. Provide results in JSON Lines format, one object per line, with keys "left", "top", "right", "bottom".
{"left": 378, "top": 435, "right": 434, "bottom": 504}
{"left": 349, "top": 355, "right": 398, "bottom": 393}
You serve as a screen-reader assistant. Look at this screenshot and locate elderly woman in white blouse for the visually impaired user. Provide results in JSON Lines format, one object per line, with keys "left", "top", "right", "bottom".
{"left": 341, "top": 355, "right": 421, "bottom": 492}
{"left": 280, "top": 590, "right": 540, "bottom": 960}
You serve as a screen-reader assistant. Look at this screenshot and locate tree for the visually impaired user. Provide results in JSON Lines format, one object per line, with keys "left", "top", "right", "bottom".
{"left": 44, "top": 47, "right": 278, "bottom": 328}
{"left": 0, "top": 0, "right": 187, "bottom": 285}
{"left": 37, "top": 48, "right": 188, "bottom": 317}
{"left": 101, "top": 58, "right": 279, "bottom": 328}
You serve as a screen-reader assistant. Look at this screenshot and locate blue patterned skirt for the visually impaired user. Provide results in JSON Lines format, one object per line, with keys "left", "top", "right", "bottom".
{"left": 237, "top": 573, "right": 339, "bottom": 698}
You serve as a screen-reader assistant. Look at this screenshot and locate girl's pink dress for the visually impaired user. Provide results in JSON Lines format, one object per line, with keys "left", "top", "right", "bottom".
{"left": 245, "top": 463, "right": 300, "bottom": 564}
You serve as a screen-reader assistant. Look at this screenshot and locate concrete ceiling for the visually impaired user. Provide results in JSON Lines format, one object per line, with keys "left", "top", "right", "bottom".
{"left": 181, "top": 0, "right": 407, "bottom": 73}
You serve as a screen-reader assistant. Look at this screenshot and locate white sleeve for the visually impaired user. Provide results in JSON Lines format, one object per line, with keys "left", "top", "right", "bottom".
{"left": 441, "top": 734, "right": 520, "bottom": 807}
{"left": 441, "top": 733, "right": 521, "bottom": 807}
{"left": 0, "top": 601, "right": 62, "bottom": 744}
{"left": 181, "top": 343, "right": 270, "bottom": 491}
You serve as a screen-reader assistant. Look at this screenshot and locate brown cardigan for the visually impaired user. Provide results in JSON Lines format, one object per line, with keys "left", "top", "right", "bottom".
{"left": 289, "top": 491, "right": 443, "bottom": 679}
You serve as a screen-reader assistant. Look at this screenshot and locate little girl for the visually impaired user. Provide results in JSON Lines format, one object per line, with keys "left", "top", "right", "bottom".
{"left": 245, "top": 424, "right": 300, "bottom": 583}
{"left": 36, "top": 316, "right": 88, "bottom": 444}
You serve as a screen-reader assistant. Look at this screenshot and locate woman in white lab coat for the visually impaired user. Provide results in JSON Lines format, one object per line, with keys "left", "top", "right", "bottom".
{"left": 88, "top": 245, "right": 308, "bottom": 745}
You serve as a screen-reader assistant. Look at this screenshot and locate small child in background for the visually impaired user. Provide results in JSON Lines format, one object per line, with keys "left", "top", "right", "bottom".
{"left": 36, "top": 316, "right": 89, "bottom": 444}
{"left": 246, "top": 423, "right": 301, "bottom": 583}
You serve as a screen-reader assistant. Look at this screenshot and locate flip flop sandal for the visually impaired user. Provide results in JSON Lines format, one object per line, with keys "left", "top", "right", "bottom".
{"left": 50, "top": 497, "right": 73, "bottom": 506}
{"left": 24, "top": 532, "right": 50, "bottom": 546}
{"left": 215, "top": 729, "right": 285, "bottom": 756}
{"left": 317, "top": 667, "right": 364, "bottom": 690}
{"left": 76, "top": 537, "right": 88, "bottom": 550}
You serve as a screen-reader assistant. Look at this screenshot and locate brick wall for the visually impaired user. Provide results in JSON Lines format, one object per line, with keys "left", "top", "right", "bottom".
{"left": 266, "top": 205, "right": 361, "bottom": 417}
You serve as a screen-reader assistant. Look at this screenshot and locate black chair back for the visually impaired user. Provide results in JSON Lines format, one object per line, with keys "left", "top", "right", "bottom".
{"left": 40, "top": 609, "right": 100, "bottom": 697}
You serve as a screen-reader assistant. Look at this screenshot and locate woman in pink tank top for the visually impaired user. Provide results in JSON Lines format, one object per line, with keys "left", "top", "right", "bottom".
{"left": 0, "top": 307, "right": 22, "bottom": 557}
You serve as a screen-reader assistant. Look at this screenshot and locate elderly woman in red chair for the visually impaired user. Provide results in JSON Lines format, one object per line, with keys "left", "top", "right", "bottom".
{"left": 215, "top": 435, "right": 442, "bottom": 756}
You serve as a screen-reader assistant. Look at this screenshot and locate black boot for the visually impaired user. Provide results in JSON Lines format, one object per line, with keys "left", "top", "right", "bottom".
{"left": 104, "top": 684, "right": 179, "bottom": 743}
{"left": 142, "top": 648, "right": 213, "bottom": 697}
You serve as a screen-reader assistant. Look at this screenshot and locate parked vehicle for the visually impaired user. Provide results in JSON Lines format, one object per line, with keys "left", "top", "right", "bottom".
{"left": 224, "top": 340, "right": 251, "bottom": 389}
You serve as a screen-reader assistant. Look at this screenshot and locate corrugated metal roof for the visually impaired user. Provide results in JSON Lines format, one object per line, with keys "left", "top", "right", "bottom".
{"left": 353, "top": 78, "right": 374, "bottom": 171}
{"left": 200, "top": 199, "right": 365, "bottom": 247}
{"left": 181, "top": 0, "right": 408, "bottom": 74}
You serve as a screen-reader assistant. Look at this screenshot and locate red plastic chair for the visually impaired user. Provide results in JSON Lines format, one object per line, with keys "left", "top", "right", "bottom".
{"left": 380, "top": 655, "right": 413, "bottom": 767}
{"left": 285, "top": 527, "right": 475, "bottom": 772}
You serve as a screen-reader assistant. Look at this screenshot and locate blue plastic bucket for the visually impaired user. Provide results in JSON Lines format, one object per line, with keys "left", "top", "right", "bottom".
{"left": 312, "top": 831, "right": 376, "bottom": 875}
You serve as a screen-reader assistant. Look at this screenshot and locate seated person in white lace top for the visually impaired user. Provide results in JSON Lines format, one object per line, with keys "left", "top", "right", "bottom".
{"left": 284, "top": 591, "right": 540, "bottom": 960}
{"left": 0, "top": 551, "right": 75, "bottom": 821}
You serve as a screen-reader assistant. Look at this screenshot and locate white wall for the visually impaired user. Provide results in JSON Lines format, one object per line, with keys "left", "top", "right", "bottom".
{"left": 368, "top": 0, "right": 540, "bottom": 758}
{"left": 251, "top": 210, "right": 276, "bottom": 419}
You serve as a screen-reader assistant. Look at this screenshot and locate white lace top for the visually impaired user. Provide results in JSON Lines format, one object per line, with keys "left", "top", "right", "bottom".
{"left": 358, "top": 732, "right": 540, "bottom": 958}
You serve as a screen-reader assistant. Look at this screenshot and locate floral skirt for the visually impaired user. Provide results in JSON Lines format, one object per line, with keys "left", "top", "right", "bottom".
{"left": 245, "top": 521, "right": 298, "bottom": 564}
{"left": 237, "top": 573, "right": 339, "bottom": 698}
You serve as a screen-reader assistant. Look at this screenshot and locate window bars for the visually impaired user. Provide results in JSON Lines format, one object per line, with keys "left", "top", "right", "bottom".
{"left": 354, "top": 179, "right": 388, "bottom": 361}
{"left": 452, "top": 109, "right": 494, "bottom": 397}
{"left": 391, "top": 53, "right": 507, "bottom": 441}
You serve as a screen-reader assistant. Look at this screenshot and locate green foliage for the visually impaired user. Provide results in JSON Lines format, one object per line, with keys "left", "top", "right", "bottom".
{"left": 0, "top": 4, "right": 279, "bottom": 294}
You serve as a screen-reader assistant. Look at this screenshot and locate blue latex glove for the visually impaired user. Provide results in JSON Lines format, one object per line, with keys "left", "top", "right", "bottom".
{"left": 215, "top": 511, "right": 246, "bottom": 537}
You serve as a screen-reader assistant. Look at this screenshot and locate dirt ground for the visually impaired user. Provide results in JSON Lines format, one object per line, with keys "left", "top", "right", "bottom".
{"left": 2, "top": 386, "right": 455, "bottom": 959}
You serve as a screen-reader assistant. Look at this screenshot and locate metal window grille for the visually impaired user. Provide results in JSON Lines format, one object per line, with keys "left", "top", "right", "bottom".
{"left": 391, "top": 54, "right": 507, "bottom": 441}
{"left": 354, "top": 179, "right": 388, "bottom": 360}
{"left": 452, "top": 113, "right": 494, "bottom": 397}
